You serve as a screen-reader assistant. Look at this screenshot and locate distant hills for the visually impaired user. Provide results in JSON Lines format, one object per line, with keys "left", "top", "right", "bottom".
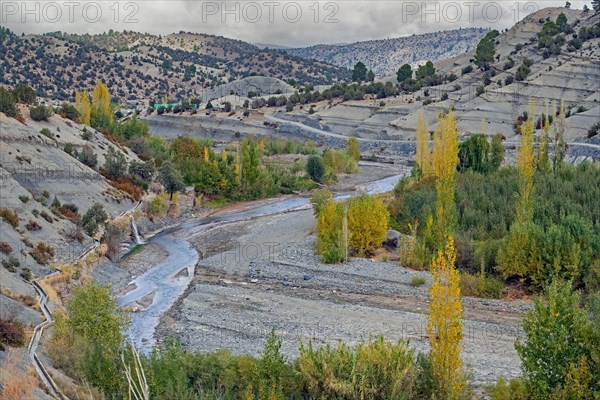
{"left": 285, "top": 28, "right": 488, "bottom": 76}
{"left": 0, "top": 30, "right": 349, "bottom": 102}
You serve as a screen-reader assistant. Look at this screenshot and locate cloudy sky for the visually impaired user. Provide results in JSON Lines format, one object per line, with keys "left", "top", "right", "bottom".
{"left": 1, "top": 1, "right": 590, "bottom": 46}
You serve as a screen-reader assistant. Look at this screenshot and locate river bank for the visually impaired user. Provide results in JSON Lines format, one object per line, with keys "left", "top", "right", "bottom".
{"left": 106, "top": 162, "right": 528, "bottom": 384}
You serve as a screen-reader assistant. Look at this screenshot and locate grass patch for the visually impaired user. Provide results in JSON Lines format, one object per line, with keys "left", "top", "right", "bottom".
{"left": 123, "top": 244, "right": 144, "bottom": 259}
{"left": 460, "top": 272, "right": 505, "bottom": 299}
{"left": 410, "top": 276, "right": 426, "bottom": 287}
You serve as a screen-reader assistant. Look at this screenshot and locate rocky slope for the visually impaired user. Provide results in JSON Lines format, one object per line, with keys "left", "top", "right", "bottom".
{"left": 299, "top": 8, "right": 600, "bottom": 150}
{"left": 286, "top": 28, "right": 487, "bottom": 76}
{"left": 0, "top": 30, "right": 349, "bottom": 103}
{"left": 0, "top": 107, "right": 138, "bottom": 333}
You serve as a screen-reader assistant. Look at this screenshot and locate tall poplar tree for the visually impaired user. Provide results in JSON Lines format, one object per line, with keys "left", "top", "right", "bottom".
{"left": 516, "top": 102, "right": 536, "bottom": 225}
{"left": 75, "top": 90, "right": 91, "bottom": 126}
{"left": 91, "top": 81, "right": 113, "bottom": 129}
{"left": 431, "top": 110, "right": 459, "bottom": 247}
{"left": 428, "top": 238, "right": 464, "bottom": 400}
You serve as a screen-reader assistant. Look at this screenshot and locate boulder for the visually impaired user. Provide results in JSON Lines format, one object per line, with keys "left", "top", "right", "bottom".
{"left": 384, "top": 229, "right": 401, "bottom": 248}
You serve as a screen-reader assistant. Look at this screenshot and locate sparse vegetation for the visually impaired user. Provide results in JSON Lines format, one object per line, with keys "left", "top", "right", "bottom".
{"left": 30, "top": 241, "right": 55, "bottom": 264}
{"left": 0, "top": 208, "right": 19, "bottom": 228}
{"left": 410, "top": 276, "right": 426, "bottom": 287}
{"left": 30, "top": 105, "right": 52, "bottom": 121}
{"left": 0, "top": 319, "right": 26, "bottom": 347}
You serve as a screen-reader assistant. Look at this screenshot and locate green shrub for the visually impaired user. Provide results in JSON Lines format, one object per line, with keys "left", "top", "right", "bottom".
{"left": 39, "top": 128, "right": 54, "bottom": 139}
{"left": 0, "top": 86, "right": 18, "bottom": 117}
{"left": 459, "top": 273, "right": 504, "bottom": 299}
{"left": 77, "top": 145, "right": 98, "bottom": 168}
{"left": 515, "top": 64, "right": 531, "bottom": 81}
{"left": 322, "top": 148, "right": 358, "bottom": 175}
{"left": 486, "top": 377, "right": 528, "bottom": 400}
{"left": 103, "top": 146, "right": 128, "bottom": 180}
{"left": 30, "top": 105, "right": 51, "bottom": 121}
{"left": 516, "top": 280, "right": 595, "bottom": 399}
{"left": 298, "top": 336, "right": 416, "bottom": 399}
{"left": 310, "top": 187, "right": 333, "bottom": 217}
{"left": 59, "top": 102, "right": 79, "bottom": 121}
{"left": 1, "top": 256, "right": 20, "bottom": 272}
{"left": 146, "top": 196, "right": 167, "bottom": 219}
{"left": 20, "top": 268, "right": 32, "bottom": 282}
{"left": 410, "top": 276, "right": 426, "bottom": 287}
{"left": 12, "top": 84, "right": 36, "bottom": 104}
{"left": 81, "top": 128, "right": 93, "bottom": 140}
{"left": 18, "top": 195, "right": 29, "bottom": 203}
{"left": 306, "top": 155, "right": 325, "bottom": 182}
{"left": 63, "top": 142, "right": 77, "bottom": 156}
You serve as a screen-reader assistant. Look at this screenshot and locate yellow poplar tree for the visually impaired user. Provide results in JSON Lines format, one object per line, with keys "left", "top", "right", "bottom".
{"left": 516, "top": 102, "right": 536, "bottom": 225}
{"left": 348, "top": 137, "right": 360, "bottom": 162}
{"left": 91, "top": 81, "right": 113, "bottom": 129}
{"left": 75, "top": 91, "right": 91, "bottom": 125}
{"left": 415, "top": 111, "right": 432, "bottom": 177}
{"left": 431, "top": 110, "right": 459, "bottom": 247}
{"left": 427, "top": 237, "right": 464, "bottom": 400}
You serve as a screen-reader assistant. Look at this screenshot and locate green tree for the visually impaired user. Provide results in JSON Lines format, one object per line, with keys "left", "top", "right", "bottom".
{"left": 306, "top": 155, "right": 325, "bottom": 182}
{"left": 240, "top": 138, "right": 262, "bottom": 197}
{"left": 489, "top": 133, "right": 505, "bottom": 171}
{"left": 416, "top": 61, "right": 436, "bottom": 81}
{"left": 12, "top": 83, "right": 36, "bottom": 104}
{"left": 397, "top": 64, "right": 413, "bottom": 83}
{"left": 556, "top": 12, "right": 568, "bottom": 31}
{"left": 103, "top": 146, "right": 128, "bottom": 180}
{"left": 352, "top": 61, "right": 368, "bottom": 82}
{"left": 516, "top": 280, "right": 593, "bottom": 399}
{"left": 593, "top": 0, "right": 600, "bottom": 12}
{"left": 553, "top": 100, "right": 567, "bottom": 172}
{"left": 366, "top": 69, "right": 375, "bottom": 82}
{"left": 81, "top": 203, "right": 108, "bottom": 236}
{"left": 256, "top": 329, "right": 286, "bottom": 400}
{"left": 516, "top": 103, "right": 536, "bottom": 225}
{"left": 158, "top": 162, "right": 185, "bottom": 201}
{"left": 117, "top": 115, "right": 149, "bottom": 139}
{"left": 129, "top": 160, "right": 155, "bottom": 181}
{"left": 458, "top": 134, "right": 491, "bottom": 173}
{"left": 474, "top": 35, "right": 496, "bottom": 70}
{"left": 63, "top": 282, "right": 129, "bottom": 396}
{"left": 0, "top": 86, "right": 18, "bottom": 117}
